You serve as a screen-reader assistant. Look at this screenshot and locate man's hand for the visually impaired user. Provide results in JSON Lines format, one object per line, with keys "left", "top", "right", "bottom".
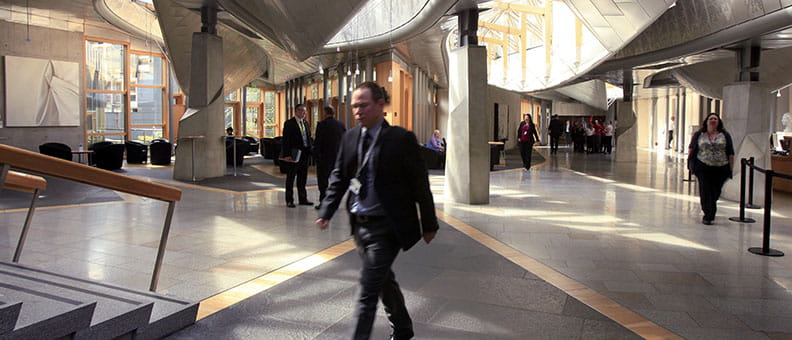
{"left": 316, "top": 218, "right": 330, "bottom": 230}
{"left": 423, "top": 231, "right": 436, "bottom": 244}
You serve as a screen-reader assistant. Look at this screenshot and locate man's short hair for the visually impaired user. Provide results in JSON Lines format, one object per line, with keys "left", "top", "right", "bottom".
{"left": 324, "top": 106, "right": 335, "bottom": 116}
{"left": 295, "top": 103, "right": 306, "bottom": 110}
{"left": 355, "top": 81, "right": 390, "bottom": 103}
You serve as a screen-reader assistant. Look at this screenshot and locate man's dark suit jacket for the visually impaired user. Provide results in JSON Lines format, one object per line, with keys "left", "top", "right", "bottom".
{"left": 548, "top": 118, "right": 564, "bottom": 136}
{"left": 313, "top": 117, "right": 346, "bottom": 167}
{"left": 281, "top": 117, "right": 312, "bottom": 163}
{"left": 319, "top": 120, "right": 438, "bottom": 251}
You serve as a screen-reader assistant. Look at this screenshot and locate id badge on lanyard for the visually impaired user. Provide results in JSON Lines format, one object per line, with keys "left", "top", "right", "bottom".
{"left": 349, "top": 129, "right": 379, "bottom": 195}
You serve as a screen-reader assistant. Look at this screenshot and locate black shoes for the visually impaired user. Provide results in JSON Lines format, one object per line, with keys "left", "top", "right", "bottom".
{"left": 298, "top": 201, "right": 314, "bottom": 206}
{"left": 702, "top": 218, "right": 713, "bottom": 225}
{"left": 286, "top": 202, "right": 296, "bottom": 208}
{"left": 287, "top": 201, "right": 313, "bottom": 208}
{"left": 314, "top": 204, "right": 321, "bottom": 210}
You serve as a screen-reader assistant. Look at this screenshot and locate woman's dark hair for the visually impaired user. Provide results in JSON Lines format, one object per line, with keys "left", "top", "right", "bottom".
{"left": 355, "top": 81, "right": 390, "bottom": 103}
{"left": 323, "top": 106, "right": 335, "bottom": 116}
{"left": 698, "top": 113, "right": 725, "bottom": 133}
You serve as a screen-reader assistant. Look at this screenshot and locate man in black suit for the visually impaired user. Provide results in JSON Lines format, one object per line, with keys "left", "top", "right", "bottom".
{"left": 281, "top": 103, "right": 313, "bottom": 208}
{"left": 313, "top": 106, "right": 346, "bottom": 209}
{"left": 316, "top": 82, "right": 438, "bottom": 340}
{"left": 548, "top": 114, "right": 564, "bottom": 154}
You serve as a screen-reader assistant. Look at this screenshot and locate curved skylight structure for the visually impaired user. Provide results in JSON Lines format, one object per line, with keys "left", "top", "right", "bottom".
{"left": 445, "top": 0, "right": 674, "bottom": 93}
{"left": 327, "top": 0, "right": 430, "bottom": 46}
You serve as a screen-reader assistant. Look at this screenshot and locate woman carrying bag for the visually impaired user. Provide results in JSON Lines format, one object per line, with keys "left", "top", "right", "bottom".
{"left": 688, "top": 113, "right": 735, "bottom": 225}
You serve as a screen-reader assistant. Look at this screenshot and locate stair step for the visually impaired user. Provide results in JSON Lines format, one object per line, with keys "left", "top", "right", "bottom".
{"left": 0, "top": 301, "right": 95, "bottom": 340}
{"left": 0, "top": 301, "right": 21, "bottom": 334}
{"left": 0, "top": 261, "right": 197, "bottom": 339}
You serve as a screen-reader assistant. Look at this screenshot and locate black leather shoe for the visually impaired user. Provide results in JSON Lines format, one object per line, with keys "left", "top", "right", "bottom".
{"left": 298, "top": 201, "right": 314, "bottom": 206}
{"left": 702, "top": 218, "right": 712, "bottom": 225}
{"left": 314, "top": 204, "right": 321, "bottom": 210}
{"left": 286, "top": 202, "right": 296, "bottom": 208}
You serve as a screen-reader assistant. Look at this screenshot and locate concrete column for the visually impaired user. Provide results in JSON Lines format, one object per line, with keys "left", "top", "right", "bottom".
{"left": 615, "top": 101, "right": 637, "bottom": 162}
{"left": 445, "top": 44, "right": 489, "bottom": 204}
{"left": 174, "top": 31, "right": 225, "bottom": 180}
{"left": 721, "top": 82, "right": 773, "bottom": 204}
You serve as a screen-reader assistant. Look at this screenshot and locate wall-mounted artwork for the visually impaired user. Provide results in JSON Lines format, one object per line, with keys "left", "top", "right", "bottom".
{"left": 4, "top": 56, "right": 80, "bottom": 127}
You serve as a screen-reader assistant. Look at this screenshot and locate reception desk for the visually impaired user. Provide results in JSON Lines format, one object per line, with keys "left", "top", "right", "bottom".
{"left": 771, "top": 155, "right": 792, "bottom": 193}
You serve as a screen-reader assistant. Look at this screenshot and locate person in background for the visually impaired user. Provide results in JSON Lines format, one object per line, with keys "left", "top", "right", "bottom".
{"left": 688, "top": 113, "right": 734, "bottom": 225}
{"left": 548, "top": 114, "right": 564, "bottom": 155}
{"left": 518, "top": 113, "right": 540, "bottom": 170}
{"left": 584, "top": 122, "right": 595, "bottom": 154}
{"left": 226, "top": 126, "right": 234, "bottom": 136}
{"left": 281, "top": 103, "right": 313, "bottom": 208}
{"left": 313, "top": 106, "right": 346, "bottom": 209}
{"left": 316, "top": 82, "right": 437, "bottom": 340}
{"left": 427, "top": 129, "right": 445, "bottom": 152}
{"left": 603, "top": 121, "right": 614, "bottom": 155}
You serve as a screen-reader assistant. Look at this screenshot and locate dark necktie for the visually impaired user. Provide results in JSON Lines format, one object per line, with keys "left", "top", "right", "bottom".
{"left": 359, "top": 132, "right": 372, "bottom": 200}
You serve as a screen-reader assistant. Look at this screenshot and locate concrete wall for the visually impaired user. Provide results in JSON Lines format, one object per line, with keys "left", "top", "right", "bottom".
{"left": 0, "top": 18, "right": 160, "bottom": 152}
{"left": 553, "top": 101, "right": 604, "bottom": 117}
{"left": 0, "top": 21, "right": 84, "bottom": 152}
{"left": 488, "top": 85, "right": 522, "bottom": 150}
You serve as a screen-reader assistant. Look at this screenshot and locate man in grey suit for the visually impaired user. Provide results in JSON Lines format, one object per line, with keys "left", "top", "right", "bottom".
{"left": 316, "top": 82, "right": 438, "bottom": 340}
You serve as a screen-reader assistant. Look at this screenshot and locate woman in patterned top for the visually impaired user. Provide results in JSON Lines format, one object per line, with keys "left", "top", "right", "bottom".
{"left": 688, "top": 113, "right": 735, "bottom": 225}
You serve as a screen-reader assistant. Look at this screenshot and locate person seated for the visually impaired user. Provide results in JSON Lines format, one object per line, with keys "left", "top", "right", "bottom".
{"left": 427, "top": 129, "right": 445, "bottom": 153}
{"left": 226, "top": 126, "right": 234, "bottom": 136}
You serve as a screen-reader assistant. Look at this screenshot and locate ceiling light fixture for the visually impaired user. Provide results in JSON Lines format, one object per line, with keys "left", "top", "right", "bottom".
{"left": 319, "top": 60, "right": 324, "bottom": 74}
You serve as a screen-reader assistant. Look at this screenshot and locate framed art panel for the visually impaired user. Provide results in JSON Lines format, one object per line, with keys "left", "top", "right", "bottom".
{"left": 5, "top": 55, "right": 80, "bottom": 127}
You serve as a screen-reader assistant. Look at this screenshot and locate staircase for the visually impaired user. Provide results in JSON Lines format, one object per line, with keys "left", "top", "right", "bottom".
{"left": 0, "top": 261, "right": 197, "bottom": 340}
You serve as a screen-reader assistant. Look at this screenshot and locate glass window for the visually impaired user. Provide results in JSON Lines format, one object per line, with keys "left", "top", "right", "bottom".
{"left": 224, "top": 105, "right": 234, "bottom": 130}
{"left": 130, "top": 126, "right": 163, "bottom": 143}
{"left": 86, "top": 93, "right": 125, "bottom": 133}
{"left": 130, "top": 54, "right": 163, "bottom": 86}
{"left": 86, "top": 40, "right": 125, "bottom": 91}
{"left": 245, "top": 106, "right": 259, "bottom": 137}
{"left": 264, "top": 92, "right": 276, "bottom": 125}
{"left": 246, "top": 87, "right": 261, "bottom": 102}
{"left": 130, "top": 87, "right": 163, "bottom": 125}
{"left": 225, "top": 90, "right": 238, "bottom": 102}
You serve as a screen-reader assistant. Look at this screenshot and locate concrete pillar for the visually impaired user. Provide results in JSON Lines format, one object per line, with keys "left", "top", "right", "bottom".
{"left": 721, "top": 82, "right": 773, "bottom": 204}
{"left": 174, "top": 29, "right": 225, "bottom": 180}
{"left": 445, "top": 44, "right": 489, "bottom": 204}
{"left": 615, "top": 101, "right": 637, "bottom": 162}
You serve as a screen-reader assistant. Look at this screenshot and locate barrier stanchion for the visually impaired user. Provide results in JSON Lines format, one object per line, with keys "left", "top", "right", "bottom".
{"left": 730, "top": 158, "right": 756, "bottom": 223}
{"left": 682, "top": 169, "right": 695, "bottom": 182}
{"left": 745, "top": 157, "right": 760, "bottom": 209}
{"left": 749, "top": 170, "right": 783, "bottom": 256}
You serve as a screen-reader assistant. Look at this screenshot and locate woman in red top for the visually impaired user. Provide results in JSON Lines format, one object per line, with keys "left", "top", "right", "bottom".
{"left": 517, "top": 114, "right": 540, "bottom": 170}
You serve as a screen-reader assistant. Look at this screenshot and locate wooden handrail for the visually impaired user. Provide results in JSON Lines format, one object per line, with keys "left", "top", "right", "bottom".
{"left": 0, "top": 144, "right": 180, "bottom": 202}
{"left": 5, "top": 171, "right": 47, "bottom": 193}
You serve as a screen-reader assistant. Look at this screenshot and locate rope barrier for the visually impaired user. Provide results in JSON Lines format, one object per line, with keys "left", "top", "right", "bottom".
{"left": 729, "top": 157, "right": 791, "bottom": 257}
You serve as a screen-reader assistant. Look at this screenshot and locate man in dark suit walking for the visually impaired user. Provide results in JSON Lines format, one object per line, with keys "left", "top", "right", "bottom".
{"left": 316, "top": 82, "right": 438, "bottom": 340}
{"left": 313, "top": 106, "right": 346, "bottom": 209}
{"left": 281, "top": 103, "right": 313, "bottom": 208}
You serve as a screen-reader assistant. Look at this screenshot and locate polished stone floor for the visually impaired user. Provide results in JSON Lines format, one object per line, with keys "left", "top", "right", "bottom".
{"left": 1, "top": 146, "right": 791, "bottom": 339}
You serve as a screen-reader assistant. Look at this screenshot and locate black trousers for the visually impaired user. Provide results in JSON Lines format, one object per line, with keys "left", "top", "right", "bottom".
{"left": 352, "top": 217, "right": 413, "bottom": 340}
{"left": 602, "top": 136, "right": 613, "bottom": 154}
{"left": 284, "top": 161, "right": 308, "bottom": 203}
{"left": 519, "top": 141, "right": 534, "bottom": 169}
{"left": 695, "top": 164, "right": 730, "bottom": 221}
{"left": 316, "top": 162, "right": 332, "bottom": 202}
{"left": 550, "top": 134, "right": 560, "bottom": 153}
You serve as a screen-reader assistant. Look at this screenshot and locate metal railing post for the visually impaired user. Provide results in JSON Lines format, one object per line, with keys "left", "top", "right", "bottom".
{"left": 730, "top": 158, "right": 755, "bottom": 223}
{"left": 748, "top": 170, "right": 782, "bottom": 256}
{"left": 0, "top": 163, "right": 9, "bottom": 187}
{"left": 150, "top": 201, "right": 177, "bottom": 291}
{"left": 746, "top": 157, "right": 760, "bottom": 209}
{"left": 13, "top": 188, "right": 39, "bottom": 262}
